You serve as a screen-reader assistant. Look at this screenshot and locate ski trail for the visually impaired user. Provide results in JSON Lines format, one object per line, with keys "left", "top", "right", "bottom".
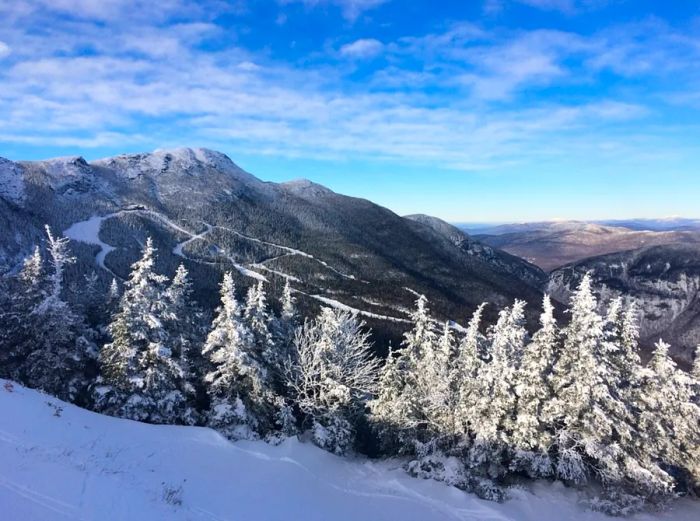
{"left": 65, "top": 207, "right": 359, "bottom": 284}
{"left": 173, "top": 223, "right": 212, "bottom": 257}
{"left": 212, "top": 224, "right": 359, "bottom": 280}
{"left": 291, "top": 289, "right": 411, "bottom": 324}
{"left": 251, "top": 264, "right": 301, "bottom": 282}
{"left": 64, "top": 215, "right": 121, "bottom": 280}
{"left": 212, "top": 225, "right": 313, "bottom": 258}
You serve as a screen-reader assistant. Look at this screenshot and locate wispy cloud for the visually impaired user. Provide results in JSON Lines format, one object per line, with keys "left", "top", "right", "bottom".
{"left": 339, "top": 38, "right": 383, "bottom": 58}
{"left": 0, "top": 0, "right": 697, "bottom": 175}
{"left": 280, "top": 0, "right": 389, "bottom": 21}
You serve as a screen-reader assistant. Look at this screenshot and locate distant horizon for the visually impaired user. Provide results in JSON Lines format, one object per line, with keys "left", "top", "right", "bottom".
{"left": 2, "top": 1, "right": 699, "bottom": 221}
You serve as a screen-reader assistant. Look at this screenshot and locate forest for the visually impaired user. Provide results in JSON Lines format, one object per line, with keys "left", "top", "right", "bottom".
{"left": 0, "top": 226, "right": 698, "bottom": 516}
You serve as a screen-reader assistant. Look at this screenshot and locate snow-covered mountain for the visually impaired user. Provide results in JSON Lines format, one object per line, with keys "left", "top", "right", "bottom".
{"left": 0, "top": 148, "right": 547, "bottom": 346}
{"left": 2, "top": 379, "right": 697, "bottom": 521}
{"left": 547, "top": 243, "right": 700, "bottom": 365}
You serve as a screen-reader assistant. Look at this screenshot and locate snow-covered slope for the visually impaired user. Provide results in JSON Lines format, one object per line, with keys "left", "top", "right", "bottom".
{"left": 1, "top": 380, "right": 698, "bottom": 521}
{"left": 0, "top": 157, "right": 25, "bottom": 203}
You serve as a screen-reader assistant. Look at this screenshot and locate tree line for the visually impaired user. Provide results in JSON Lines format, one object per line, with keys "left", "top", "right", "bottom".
{"left": 0, "top": 226, "right": 698, "bottom": 515}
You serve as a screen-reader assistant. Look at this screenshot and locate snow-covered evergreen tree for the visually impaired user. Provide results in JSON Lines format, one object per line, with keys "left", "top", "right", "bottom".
{"left": 285, "top": 307, "right": 379, "bottom": 454}
{"left": 469, "top": 300, "right": 527, "bottom": 478}
{"left": 454, "top": 303, "right": 486, "bottom": 437}
{"left": 244, "top": 281, "right": 277, "bottom": 372}
{"left": 633, "top": 340, "right": 698, "bottom": 495}
{"left": 543, "top": 274, "right": 666, "bottom": 510}
{"left": 371, "top": 345, "right": 412, "bottom": 453}
{"left": 203, "top": 273, "right": 278, "bottom": 439}
{"left": 17, "top": 228, "right": 93, "bottom": 402}
{"left": 274, "top": 280, "right": 298, "bottom": 365}
{"left": 165, "top": 264, "right": 202, "bottom": 422}
{"left": 95, "top": 238, "right": 193, "bottom": 424}
{"left": 511, "top": 295, "right": 557, "bottom": 477}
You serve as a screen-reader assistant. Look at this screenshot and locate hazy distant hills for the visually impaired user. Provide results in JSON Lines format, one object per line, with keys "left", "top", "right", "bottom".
{"left": 0, "top": 148, "right": 547, "bottom": 350}
{"left": 467, "top": 221, "right": 700, "bottom": 272}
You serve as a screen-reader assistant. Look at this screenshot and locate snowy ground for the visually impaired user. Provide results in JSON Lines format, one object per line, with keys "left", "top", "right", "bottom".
{"left": 1, "top": 380, "right": 698, "bottom": 521}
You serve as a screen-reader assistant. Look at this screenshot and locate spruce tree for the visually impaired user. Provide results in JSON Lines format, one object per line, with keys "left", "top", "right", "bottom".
{"left": 511, "top": 295, "right": 557, "bottom": 477}
{"left": 96, "top": 238, "right": 193, "bottom": 424}
{"left": 470, "top": 301, "right": 527, "bottom": 478}
{"left": 454, "top": 303, "right": 486, "bottom": 437}
{"left": 203, "top": 273, "right": 277, "bottom": 439}
{"left": 21, "top": 227, "right": 92, "bottom": 402}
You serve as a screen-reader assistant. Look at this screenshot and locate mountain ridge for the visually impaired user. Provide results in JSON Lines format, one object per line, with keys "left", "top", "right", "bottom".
{"left": 0, "top": 147, "right": 549, "bottom": 350}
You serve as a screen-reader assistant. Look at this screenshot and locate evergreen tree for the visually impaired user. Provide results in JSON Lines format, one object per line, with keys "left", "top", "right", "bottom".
{"left": 203, "top": 273, "right": 277, "bottom": 439}
{"left": 95, "top": 238, "right": 193, "bottom": 424}
{"left": 0, "top": 247, "right": 45, "bottom": 378}
{"left": 244, "top": 281, "right": 276, "bottom": 372}
{"left": 371, "top": 345, "right": 412, "bottom": 453}
{"left": 19, "top": 227, "right": 93, "bottom": 402}
{"left": 511, "top": 295, "right": 557, "bottom": 477}
{"left": 634, "top": 340, "right": 698, "bottom": 494}
{"left": 470, "top": 301, "right": 527, "bottom": 478}
{"left": 274, "top": 280, "right": 298, "bottom": 365}
{"left": 543, "top": 274, "right": 664, "bottom": 510}
{"left": 165, "top": 264, "right": 202, "bottom": 421}
{"left": 454, "top": 303, "right": 486, "bottom": 437}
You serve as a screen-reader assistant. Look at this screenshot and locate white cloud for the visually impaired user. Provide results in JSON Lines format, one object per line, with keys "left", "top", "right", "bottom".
{"left": 339, "top": 38, "right": 383, "bottom": 58}
{"left": 281, "top": 0, "right": 388, "bottom": 22}
{"left": 0, "top": 1, "right": 694, "bottom": 174}
{"left": 0, "top": 41, "right": 10, "bottom": 59}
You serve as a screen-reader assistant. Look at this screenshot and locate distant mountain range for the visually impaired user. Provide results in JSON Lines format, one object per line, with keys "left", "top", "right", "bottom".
{"left": 0, "top": 148, "right": 547, "bottom": 351}
{"left": 465, "top": 221, "right": 700, "bottom": 272}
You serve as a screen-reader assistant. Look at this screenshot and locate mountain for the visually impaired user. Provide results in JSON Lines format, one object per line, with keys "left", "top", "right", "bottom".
{"left": 595, "top": 218, "right": 700, "bottom": 232}
{"left": 6, "top": 379, "right": 697, "bottom": 521}
{"left": 472, "top": 221, "right": 700, "bottom": 272}
{"left": 404, "top": 214, "right": 546, "bottom": 289}
{"left": 547, "top": 243, "right": 700, "bottom": 366}
{"left": 0, "top": 148, "right": 547, "bottom": 349}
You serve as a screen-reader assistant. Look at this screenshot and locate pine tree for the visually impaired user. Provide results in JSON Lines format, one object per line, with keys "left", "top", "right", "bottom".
{"left": 96, "top": 238, "right": 193, "bottom": 424}
{"left": 203, "top": 273, "right": 276, "bottom": 439}
{"left": 20, "top": 246, "right": 43, "bottom": 289}
{"left": 274, "top": 280, "right": 298, "bottom": 363}
{"left": 285, "top": 307, "right": 379, "bottom": 454}
{"left": 0, "top": 247, "right": 45, "bottom": 378}
{"left": 35, "top": 225, "right": 75, "bottom": 314}
{"left": 544, "top": 274, "right": 652, "bottom": 506}
{"left": 511, "top": 295, "right": 557, "bottom": 477}
{"left": 371, "top": 345, "right": 412, "bottom": 453}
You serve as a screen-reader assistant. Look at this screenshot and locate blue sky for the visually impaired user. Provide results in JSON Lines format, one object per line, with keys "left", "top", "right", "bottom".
{"left": 1, "top": 0, "right": 699, "bottom": 221}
